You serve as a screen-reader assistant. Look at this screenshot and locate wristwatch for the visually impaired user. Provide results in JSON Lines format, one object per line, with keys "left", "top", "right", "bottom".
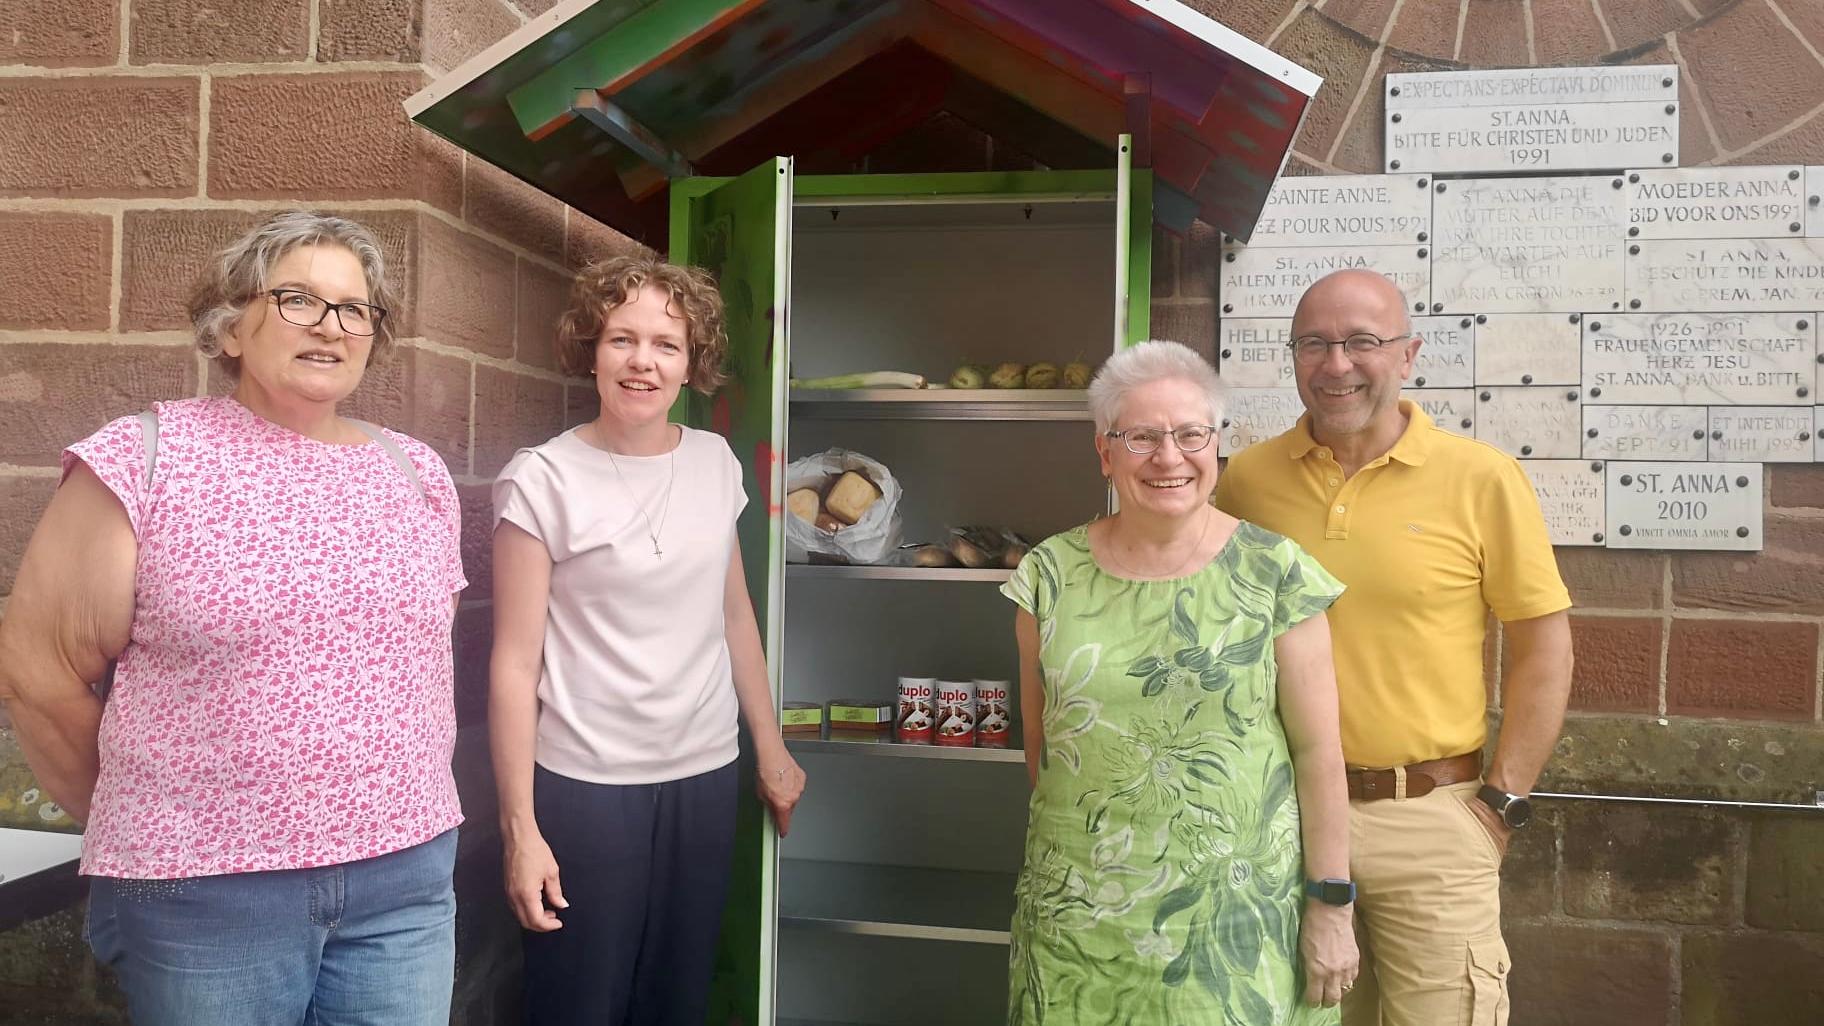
{"left": 1304, "top": 878, "right": 1356, "bottom": 906}
{"left": 1477, "top": 784, "right": 1534, "bottom": 829}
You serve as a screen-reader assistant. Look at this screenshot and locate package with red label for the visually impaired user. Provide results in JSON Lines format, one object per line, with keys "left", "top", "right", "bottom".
{"left": 972, "top": 679, "right": 1010, "bottom": 747}
{"left": 896, "top": 676, "right": 936, "bottom": 743}
{"left": 934, "top": 680, "right": 976, "bottom": 746}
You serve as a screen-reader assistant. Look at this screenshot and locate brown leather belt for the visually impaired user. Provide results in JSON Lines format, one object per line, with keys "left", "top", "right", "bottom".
{"left": 1347, "top": 752, "right": 1482, "bottom": 801}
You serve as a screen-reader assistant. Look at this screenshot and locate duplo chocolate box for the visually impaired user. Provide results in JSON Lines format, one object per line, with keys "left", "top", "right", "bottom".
{"left": 896, "top": 676, "right": 936, "bottom": 744}
{"left": 934, "top": 680, "right": 976, "bottom": 746}
{"left": 972, "top": 679, "right": 1010, "bottom": 747}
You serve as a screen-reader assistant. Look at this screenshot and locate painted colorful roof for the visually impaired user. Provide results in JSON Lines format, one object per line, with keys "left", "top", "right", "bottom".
{"left": 406, "top": 0, "right": 1321, "bottom": 243}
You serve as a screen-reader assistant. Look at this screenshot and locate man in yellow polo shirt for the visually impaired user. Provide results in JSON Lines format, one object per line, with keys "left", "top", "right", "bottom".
{"left": 1215, "top": 269, "right": 1573, "bottom": 1026}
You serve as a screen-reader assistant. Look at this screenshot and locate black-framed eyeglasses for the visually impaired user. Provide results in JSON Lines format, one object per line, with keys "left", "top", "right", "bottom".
{"left": 1288, "top": 332, "right": 1411, "bottom": 363}
{"left": 267, "top": 288, "right": 386, "bottom": 337}
{"left": 1103, "top": 424, "right": 1216, "bottom": 455}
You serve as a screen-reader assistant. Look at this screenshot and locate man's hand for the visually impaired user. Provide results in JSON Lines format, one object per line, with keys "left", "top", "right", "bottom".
{"left": 1300, "top": 902, "right": 1360, "bottom": 1007}
{"left": 1465, "top": 795, "right": 1513, "bottom": 860}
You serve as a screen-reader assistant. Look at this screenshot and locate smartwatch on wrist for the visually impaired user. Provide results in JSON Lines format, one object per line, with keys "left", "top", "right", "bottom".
{"left": 1477, "top": 784, "right": 1534, "bottom": 829}
{"left": 1304, "top": 878, "right": 1356, "bottom": 906}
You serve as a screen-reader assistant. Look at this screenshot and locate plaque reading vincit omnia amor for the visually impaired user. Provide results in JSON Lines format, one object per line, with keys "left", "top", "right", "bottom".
{"left": 1606, "top": 462, "right": 1763, "bottom": 551}
{"left": 1431, "top": 176, "right": 1626, "bottom": 314}
{"left": 1384, "top": 66, "right": 1679, "bottom": 175}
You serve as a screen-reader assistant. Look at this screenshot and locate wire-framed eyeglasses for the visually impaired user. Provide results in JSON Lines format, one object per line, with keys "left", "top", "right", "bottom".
{"left": 267, "top": 288, "right": 387, "bottom": 337}
{"left": 1103, "top": 424, "right": 1217, "bottom": 455}
{"left": 1287, "top": 332, "right": 1411, "bottom": 363}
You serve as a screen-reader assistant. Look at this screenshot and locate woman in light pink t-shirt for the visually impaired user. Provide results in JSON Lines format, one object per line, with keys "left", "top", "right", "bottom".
{"left": 0, "top": 212, "right": 466, "bottom": 1026}
{"left": 491, "top": 255, "right": 805, "bottom": 1026}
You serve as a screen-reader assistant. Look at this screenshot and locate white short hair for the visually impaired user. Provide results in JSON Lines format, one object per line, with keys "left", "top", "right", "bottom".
{"left": 1086, "top": 340, "right": 1227, "bottom": 434}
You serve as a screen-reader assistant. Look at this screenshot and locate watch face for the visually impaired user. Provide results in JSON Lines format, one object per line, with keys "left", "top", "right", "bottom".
{"left": 1504, "top": 797, "right": 1534, "bottom": 829}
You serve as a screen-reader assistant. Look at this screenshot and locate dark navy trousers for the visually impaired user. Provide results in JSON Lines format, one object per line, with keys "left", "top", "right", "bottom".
{"left": 522, "top": 760, "right": 738, "bottom": 1026}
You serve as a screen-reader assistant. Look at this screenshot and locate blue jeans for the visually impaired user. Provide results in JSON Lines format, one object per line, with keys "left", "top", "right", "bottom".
{"left": 87, "top": 829, "right": 457, "bottom": 1026}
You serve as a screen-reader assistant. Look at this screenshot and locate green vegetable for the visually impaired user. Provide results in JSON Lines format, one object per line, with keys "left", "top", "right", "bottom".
{"left": 948, "top": 364, "right": 987, "bottom": 389}
{"left": 987, "top": 362, "right": 1026, "bottom": 389}
{"left": 790, "top": 371, "right": 927, "bottom": 390}
{"left": 1062, "top": 360, "right": 1093, "bottom": 389}
{"left": 1025, "top": 362, "right": 1060, "bottom": 388}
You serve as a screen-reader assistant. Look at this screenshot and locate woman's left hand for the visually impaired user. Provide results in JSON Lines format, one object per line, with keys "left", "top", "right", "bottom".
{"left": 756, "top": 748, "right": 806, "bottom": 836}
{"left": 1300, "top": 902, "right": 1360, "bottom": 1008}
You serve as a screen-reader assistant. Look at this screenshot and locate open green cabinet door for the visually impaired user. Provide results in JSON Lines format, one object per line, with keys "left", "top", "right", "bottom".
{"left": 670, "top": 156, "right": 792, "bottom": 1026}
{"left": 1115, "top": 132, "right": 1153, "bottom": 350}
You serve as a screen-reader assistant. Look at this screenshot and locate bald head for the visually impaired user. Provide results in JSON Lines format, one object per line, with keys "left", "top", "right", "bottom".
{"left": 1291, "top": 269, "right": 1413, "bottom": 340}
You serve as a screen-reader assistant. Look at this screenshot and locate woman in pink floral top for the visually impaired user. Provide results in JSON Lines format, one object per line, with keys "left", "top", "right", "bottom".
{"left": 0, "top": 212, "right": 467, "bottom": 1025}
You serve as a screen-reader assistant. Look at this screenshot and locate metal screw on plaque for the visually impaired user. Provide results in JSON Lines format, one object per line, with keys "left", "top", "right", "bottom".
{"left": 1588, "top": 428, "right": 1600, "bottom": 438}
{"left": 1522, "top": 374, "right": 1535, "bottom": 384}
{"left": 1479, "top": 391, "right": 1492, "bottom": 401}
{"left": 1418, "top": 247, "right": 1429, "bottom": 258}
{"left": 1461, "top": 418, "right": 1473, "bottom": 429}
{"left": 1521, "top": 445, "right": 1534, "bottom": 456}
{"left": 1433, "top": 302, "right": 1445, "bottom": 312}
{"left": 1225, "top": 252, "right": 1236, "bottom": 262}
{"left": 1417, "top": 178, "right": 1428, "bottom": 188}
{"left": 1817, "top": 353, "right": 1824, "bottom": 364}
{"left": 1222, "top": 303, "right": 1233, "bottom": 314}
{"left": 1591, "top": 461, "right": 1604, "bottom": 472}
{"left": 1630, "top": 299, "right": 1642, "bottom": 309}
{"left": 1590, "top": 386, "right": 1603, "bottom": 397}
{"left": 1628, "top": 226, "right": 1640, "bottom": 236}
{"left": 1713, "top": 430, "right": 1724, "bottom": 441}
{"left": 1737, "top": 476, "right": 1750, "bottom": 487}
{"left": 1693, "top": 429, "right": 1706, "bottom": 439}
{"left": 1800, "top": 386, "right": 1812, "bottom": 398}
{"left": 1629, "top": 173, "right": 1640, "bottom": 184}
{"left": 1593, "top": 532, "right": 1605, "bottom": 543}
{"left": 1567, "top": 390, "right": 1579, "bottom": 401}
{"left": 1392, "top": 113, "right": 1403, "bottom": 123}
{"left": 1435, "top": 181, "right": 1448, "bottom": 194}
{"left": 1590, "top": 321, "right": 1602, "bottom": 331}
{"left": 1665, "top": 104, "right": 1677, "bottom": 115}
{"left": 1612, "top": 178, "right": 1624, "bottom": 189}
{"left": 1391, "top": 85, "right": 1402, "bottom": 97}
{"left": 1799, "top": 319, "right": 1809, "bottom": 331}
{"left": 1221, "top": 418, "right": 1230, "bottom": 428}
{"left": 1460, "top": 318, "right": 1473, "bottom": 329}
{"left": 1569, "top": 313, "right": 1581, "bottom": 324}
{"left": 1221, "top": 348, "right": 1232, "bottom": 359}
{"left": 1662, "top": 76, "right": 1674, "bottom": 87}
{"left": 1415, "top": 376, "right": 1427, "bottom": 387}
{"left": 1802, "top": 431, "right": 1813, "bottom": 442}
{"left": 1737, "top": 527, "right": 1751, "bottom": 538}
{"left": 1630, "top": 244, "right": 1641, "bottom": 255}
{"left": 1414, "top": 302, "right": 1426, "bottom": 312}
{"left": 1619, "top": 525, "right": 1633, "bottom": 536}
{"left": 1475, "top": 314, "right": 1488, "bottom": 325}
{"left": 1661, "top": 153, "right": 1674, "bottom": 164}
{"left": 1793, "top": 222, "right": 1805, "bottom": 233}
{"left": 1620, "top": 474, "right": 1633, "bottom": 486}
{"left": 1812, "top": 194, "right": 1821, "bottom": 206}
{"left": 1612, "top": 301, "right": 1622, "bottom": 309}
{"left": 1418, "top": 231, "right": 1429, "bottom": 242}
{"left": 1390, "top": 160, "right": 1403, "bottom": 170}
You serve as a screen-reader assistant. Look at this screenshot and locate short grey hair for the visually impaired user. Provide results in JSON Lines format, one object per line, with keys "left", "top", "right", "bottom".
{"left": 1086, "top": 340, "right": 1227, "bottom": 433}
{"left": 187, "top": 211, "right": 399, "bottom": 377}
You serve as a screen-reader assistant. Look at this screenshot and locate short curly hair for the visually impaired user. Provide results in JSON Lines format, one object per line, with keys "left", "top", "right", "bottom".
{"left": 188, "top": 211, "right": 399, "bottom": 378}
{"left": 554, "top": 254, "right": 729, "bottom": 393}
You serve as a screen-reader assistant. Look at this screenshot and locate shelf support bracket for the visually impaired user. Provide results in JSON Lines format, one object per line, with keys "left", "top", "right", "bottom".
{"left": 571, "top": 89, "right": 696, "bottom": 180}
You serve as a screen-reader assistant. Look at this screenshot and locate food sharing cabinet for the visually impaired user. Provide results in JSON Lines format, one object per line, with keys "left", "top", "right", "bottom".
{"left": 409, "top": 2, "right": 1317, "bottom": 1021}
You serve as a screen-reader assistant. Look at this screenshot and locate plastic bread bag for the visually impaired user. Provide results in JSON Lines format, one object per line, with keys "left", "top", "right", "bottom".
{"left": 783, "top": 448, "right": 904, "bottom": 564}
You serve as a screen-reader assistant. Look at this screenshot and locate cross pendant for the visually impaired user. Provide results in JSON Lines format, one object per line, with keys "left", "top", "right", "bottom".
{"left": 653, "top": 541, "right": 663, "bottom": 557}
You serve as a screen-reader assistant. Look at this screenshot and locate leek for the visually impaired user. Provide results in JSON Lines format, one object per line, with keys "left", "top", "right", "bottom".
{"left": 789, "top": 371, "right": 927, "bottom": 390}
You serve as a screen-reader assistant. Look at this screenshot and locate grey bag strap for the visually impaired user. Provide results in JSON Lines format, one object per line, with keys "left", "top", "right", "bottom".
{"left": 137, "top": 410, "right": 160, "bottom": 490}
{"left": 348, "top": 419, "right": 429, "bottom": 504}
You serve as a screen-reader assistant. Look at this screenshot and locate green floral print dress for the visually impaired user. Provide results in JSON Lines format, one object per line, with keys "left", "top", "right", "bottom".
{"left": 999, "top": 521, "right": 1345, "bottom": 1026}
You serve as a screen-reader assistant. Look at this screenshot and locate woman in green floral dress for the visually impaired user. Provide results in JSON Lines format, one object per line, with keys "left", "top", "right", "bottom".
{"left": 1001, "top": 342, "right": 1357, "bottom": 1025}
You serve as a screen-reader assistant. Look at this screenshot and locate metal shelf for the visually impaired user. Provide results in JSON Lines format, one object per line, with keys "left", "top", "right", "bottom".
{"left": 785, "top": 564, "right": 1014, "bottom": 582}
{"left": 778, "top": 859, "right": 1016, "bottom": 946}
{"left": 789, "top": 389, "right": 1090, "bottom": 421}
{"left": 786, "top": 734, "right": 1025, "bottom": 764}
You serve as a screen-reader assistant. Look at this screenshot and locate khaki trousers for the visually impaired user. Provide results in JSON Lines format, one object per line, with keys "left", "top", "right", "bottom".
{"left": 1342, "top": 781, "right": 1511, "bottom": 1026}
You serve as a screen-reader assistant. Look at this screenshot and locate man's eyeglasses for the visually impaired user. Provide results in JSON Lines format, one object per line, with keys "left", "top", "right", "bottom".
{"left": 1287, "top": 332, "right": 1411, "bottom": 363}
{"left": 268, "top": 288, "right": 386, "bottom": 337}
{"left": 1103, "top": 424, "right": 1216, "bottom": 455}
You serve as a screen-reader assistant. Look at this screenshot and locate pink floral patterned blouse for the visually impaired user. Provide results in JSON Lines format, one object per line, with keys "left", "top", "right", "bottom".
{"left": 65, "top": 397, "right": 467, "bottom": 879}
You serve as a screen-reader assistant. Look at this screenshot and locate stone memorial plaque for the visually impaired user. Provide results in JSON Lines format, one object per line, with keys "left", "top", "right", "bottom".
{"left": 1707, "top": 406, "right": 1816, "bottom": 463}
{"left": 1473, "top": 312, "right": 1582, "bottom": 385}
{"left": 1385, "top": 66, "right": 1678, "bottom": 175}
{"left": 1581, "top": 405, "right": 1708, "bottom": 460}
{"left": 1582, "top": 313, "right": 1815, "bottom": 405}
{"left": 1817, "top": 408, "right": 1824, "bottom": 462}
{"left": 1221, "top": 244, "right": 1430, "bottom": 318}
{"left": 1605, "top": 462, "right": 1762, "bottom": 551}
{"left": 1626, "top": 238, "right": 1824, "bottom": 311}
{"left": 1474, "top": 386, "right": 1583, "bottom": 458}
{"left": 1217, "top": 319, "right": 1295, "bottom": 387}
{"left": 1808, "top": 167, "right": 1824, "bottom": 237}
{"left": 1628, "top": 166, "right": 1805, "bottom": 240}
{"left": 1412, "top": 389, "right": 1477, "bottom": 436}
{"left": 1432, "top": 176, "right": 1626, "bottom": 313}
{"left": 1524, "top": 460, "right": 1606, "bottom": 546}
{"left": 1221, "top": 388, "right": 1303, "bottom": 453}
{"left": 1246, "top": 174, "right": 1431, "bottom": 246}
{"left": 1412, "top": 315, "right": 1474, "bottom": 388}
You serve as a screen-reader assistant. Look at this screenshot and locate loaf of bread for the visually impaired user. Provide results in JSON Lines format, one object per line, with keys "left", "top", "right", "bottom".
{"left": 824, "top": 471, "right": 881, "bottom": 525}
{"left": 787, "top": 488, "right": 822, "bottom": 524}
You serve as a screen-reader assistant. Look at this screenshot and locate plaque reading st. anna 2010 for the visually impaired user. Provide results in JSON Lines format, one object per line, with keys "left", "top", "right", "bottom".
{"left": 1605, "top": 462, "right": 1762, "bottom": 551}
{"left": 1385, "top": 66, "right": 1679, "bottom": 175}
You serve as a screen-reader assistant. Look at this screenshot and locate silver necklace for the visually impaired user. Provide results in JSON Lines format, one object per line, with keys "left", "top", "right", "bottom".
{"left": 1102, "top": 507, "right": 1213, "bottom": 579}
{"left": 597, "top": 423, "right": 676, "bottom": 558}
